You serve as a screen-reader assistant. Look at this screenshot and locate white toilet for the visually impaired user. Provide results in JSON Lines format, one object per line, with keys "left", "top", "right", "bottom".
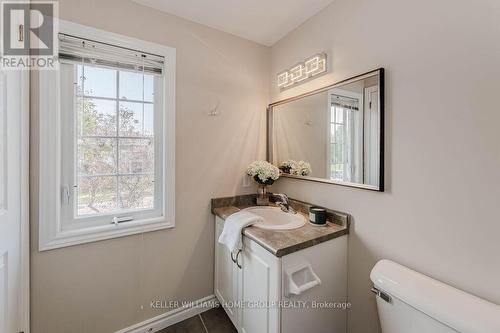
{"left": 370, "top": 260, "right": 500, "bottom": 333}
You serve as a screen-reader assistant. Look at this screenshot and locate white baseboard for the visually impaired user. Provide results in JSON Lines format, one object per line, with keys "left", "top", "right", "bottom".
{"left": 115, "top": 295, "right": 218, "bottom": 333}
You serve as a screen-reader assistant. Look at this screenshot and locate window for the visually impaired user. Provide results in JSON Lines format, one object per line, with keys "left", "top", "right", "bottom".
{"left": 60, "top": 63, "right": 163, "bottom": 229}
{"left": 328, "top": 89, "right": 362, "bottom": 183}
{"left": 38, "top": 22, "right": 175, "bottom": 250}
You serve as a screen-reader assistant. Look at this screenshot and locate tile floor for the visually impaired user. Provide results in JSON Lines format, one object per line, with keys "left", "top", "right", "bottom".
{"left": 158, "top": 306, "right": 237, "bottom": 333}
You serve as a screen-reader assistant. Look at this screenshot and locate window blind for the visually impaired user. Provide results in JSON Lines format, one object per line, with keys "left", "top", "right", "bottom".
{"left": 331, "top": 102, "right": 359, "bottom": 111}
{"left": 331, "top": 95, "right": 359, "bottom": 111}
{"left": 58, "top": 33, "right": 164, "bottom": 74}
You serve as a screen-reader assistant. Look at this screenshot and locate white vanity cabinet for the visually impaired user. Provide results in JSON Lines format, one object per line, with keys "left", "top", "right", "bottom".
{"left": 215, "top": 217, "right": 280, "bottom": 333}
{"left": 215, "top": 216, "right": 348, "bottom": 333}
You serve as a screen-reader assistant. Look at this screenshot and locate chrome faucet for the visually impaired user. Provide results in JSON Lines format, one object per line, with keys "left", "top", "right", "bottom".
{"left": 273, "top": 193, "right": 297, "bottom": 214}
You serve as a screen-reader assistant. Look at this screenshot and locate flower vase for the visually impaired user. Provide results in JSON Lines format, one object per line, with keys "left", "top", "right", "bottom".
{"left": 256, "top": 184, "right": 270, "bottom": 206}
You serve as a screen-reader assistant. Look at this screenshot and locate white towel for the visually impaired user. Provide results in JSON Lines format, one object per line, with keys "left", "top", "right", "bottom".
{"left": 218, "top": 211, "right": 264, "bottom": 254}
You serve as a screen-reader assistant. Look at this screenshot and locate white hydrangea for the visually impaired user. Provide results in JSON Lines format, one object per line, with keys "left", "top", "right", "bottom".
{"left": 247, "top": 161, "right": 280, "bottom": 185}
{"left": 296, "top": 160, "right": 312, "bottom": 176}
{"left": 279, "top": 159, "right": 312, "bottom": 176}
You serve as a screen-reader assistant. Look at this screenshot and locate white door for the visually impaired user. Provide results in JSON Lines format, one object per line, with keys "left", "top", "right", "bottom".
{"left": 0, "top": 68, "right": 29, "bottom": 333}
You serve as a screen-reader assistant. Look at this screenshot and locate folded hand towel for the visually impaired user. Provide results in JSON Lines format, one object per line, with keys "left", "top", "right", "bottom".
{"left": 218, "top": 211, "right": 264, "bottom": 254}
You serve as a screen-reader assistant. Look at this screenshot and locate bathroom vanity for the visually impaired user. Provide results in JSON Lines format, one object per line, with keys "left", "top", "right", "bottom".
{"left": 212, "top": 195, "right": 349, "bottom": 333}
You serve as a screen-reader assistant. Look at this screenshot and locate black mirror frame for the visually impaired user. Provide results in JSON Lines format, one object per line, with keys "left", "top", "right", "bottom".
{"left": 267, "top": 68, "right": 385, "bottom": 192}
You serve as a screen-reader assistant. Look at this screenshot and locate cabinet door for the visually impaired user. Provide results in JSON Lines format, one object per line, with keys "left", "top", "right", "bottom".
{"left": 239, "top": 238, "right": 280, "bottom": 333}
{"left": 214, "top": 217, "right": 239, "bottom": 327}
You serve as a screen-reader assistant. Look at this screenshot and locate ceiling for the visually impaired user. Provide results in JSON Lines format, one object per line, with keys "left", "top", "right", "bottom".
{"left": 132, "top": 0, "right": 335, "bottom": 46}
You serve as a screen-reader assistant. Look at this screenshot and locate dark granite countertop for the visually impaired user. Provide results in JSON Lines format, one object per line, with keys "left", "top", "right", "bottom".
{"left": 211, "top": 195, "right": 349, "bottom": 257}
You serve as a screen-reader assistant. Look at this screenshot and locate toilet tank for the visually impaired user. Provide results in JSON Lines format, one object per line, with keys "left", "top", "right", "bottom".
{"left": 370, "top": 260, "right": 500, "bottom": 333}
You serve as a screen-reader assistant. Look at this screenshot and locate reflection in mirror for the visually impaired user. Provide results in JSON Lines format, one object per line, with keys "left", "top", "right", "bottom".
{"left": 269, "top": 69, "right": 384, "bottom": 191}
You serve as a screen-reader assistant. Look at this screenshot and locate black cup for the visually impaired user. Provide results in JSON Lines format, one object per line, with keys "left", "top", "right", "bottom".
{"left": 309, "top": 207, "right": 326, "bottom": 225}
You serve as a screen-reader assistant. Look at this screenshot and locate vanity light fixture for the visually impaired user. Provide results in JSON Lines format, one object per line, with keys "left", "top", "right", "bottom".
{"left": 277, "top": 53, "right": 327, "bottom": 89}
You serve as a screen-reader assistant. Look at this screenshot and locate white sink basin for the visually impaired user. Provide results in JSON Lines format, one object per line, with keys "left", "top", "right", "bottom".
{"left": 243, "top": 206, "right": 307, "bottom": 230}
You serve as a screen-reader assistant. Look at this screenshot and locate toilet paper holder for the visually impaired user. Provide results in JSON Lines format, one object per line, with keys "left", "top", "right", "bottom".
{"left": 284, "top": 263, "right": 321, "bottom": 297}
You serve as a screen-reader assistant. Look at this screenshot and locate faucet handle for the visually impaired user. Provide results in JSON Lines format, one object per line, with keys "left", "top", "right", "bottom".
{"left": 274, "top": 193, "right": 297, "bottom": 214}
{"left": 274, "top": 193, "right": 288, "bottom": 202}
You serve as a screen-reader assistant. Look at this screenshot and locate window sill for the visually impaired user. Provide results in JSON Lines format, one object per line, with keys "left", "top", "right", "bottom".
{"left": 39, "top": 218, "right": 174, "bottom": 251}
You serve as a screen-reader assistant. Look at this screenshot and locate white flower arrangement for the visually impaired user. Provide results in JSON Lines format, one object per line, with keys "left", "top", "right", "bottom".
{"left": 279, "top": 159, "right": 312, "bottom": 176}
{"left": 279, "top": 160, "right": 296, "bottom": 174}
{"left": 247, "top": 160, "right": 280, "bottom": 185}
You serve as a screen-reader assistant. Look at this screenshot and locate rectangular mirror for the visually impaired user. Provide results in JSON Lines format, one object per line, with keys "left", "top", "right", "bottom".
{"left": 268, "top": 68, "right": 384, "bottom": 191}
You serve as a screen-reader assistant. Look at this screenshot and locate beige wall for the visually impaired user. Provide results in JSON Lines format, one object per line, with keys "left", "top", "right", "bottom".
{"left": 270, "top": 0, "right": 500, "bottom": 332}
{"left": 30, "top": 1, "right": 269, "bottom": 332}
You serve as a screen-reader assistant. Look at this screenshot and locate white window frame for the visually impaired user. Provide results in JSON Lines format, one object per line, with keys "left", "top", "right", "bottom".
{"left": 38, "top": 20, "right": 176, "bottom": 251}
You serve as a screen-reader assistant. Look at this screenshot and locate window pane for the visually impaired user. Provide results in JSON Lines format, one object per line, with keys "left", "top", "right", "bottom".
{"left": 331, "top": 123, "right": 345, "bottom": 144}
{"left": 119, "top": 175, "right": 154, "bottom": 210}
{"left": 78, "top": 98, "right": 117, "bottom": 136}
{"left": 119, "top": 138, "right": 154, "bottom": 174}
{"left": 144, "top": 75, "right": 154, "bottom": 102}
{"left": 119, "top": 71, "right": 154, "bottom": 102}
{"left": 77, "top": 176, "right": 117, "bottom": 216}
{"left": 143, "top": 104, "right": 154, "bottom": 136}
{"left": 336, "top": 141, "right": 344, "bottom": 163}
{"left": 119, "top": 102, "right": 145, "bottom": 137}
{"left": 331, "top": 105, "right": 344, "bottom": 124}
{"left": 331, "top": 163, "right": 344, "bottom": 181}
{"left": 332, "top": 124, "right": 344, "bottom": 144}
{"left": 77, "top": 65, "right": 83, "bottom": 95}
{"left": 331, "top": 143, "right": 343, "bottom": 164}
{"left": 78, "top": 138, "right": 117, "bottom": 175}
{"left": 81, "top": 66, "right": 116, "bottom": 98}
{"left": 119, "top": 71, "right": 142, "bottom": 101}
{"left": 69, "top": 65, "right": 160, "bottom": 220}
{"left": 336, "top": 107, "right": 344, "bottom": 124}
